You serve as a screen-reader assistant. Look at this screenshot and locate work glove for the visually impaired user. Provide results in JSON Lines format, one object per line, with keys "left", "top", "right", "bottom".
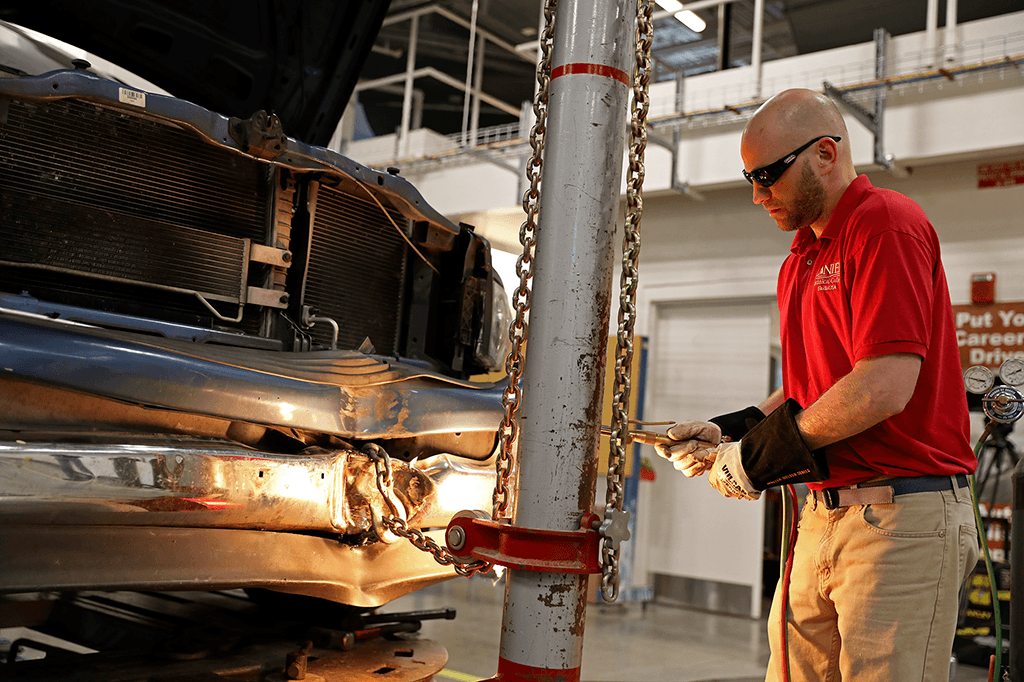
{"left": 709, "top": 406, "right": 766, "bottom": 442}
{"left": 707, "top": 399, "right": 830, "bottom": 500}
{"left": 707, "top": 441, "right": 761, "bottom": 500}
{"left": 654, "top": 421, "right": 721, "bottom": 478}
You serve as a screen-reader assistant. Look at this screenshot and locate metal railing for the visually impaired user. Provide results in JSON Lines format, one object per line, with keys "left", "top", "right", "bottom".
{"left": 349, "top": 30, "right": 1024, "bottom": 169}
{"left": 446, "top": 121, "right": 525, "bottom": 148}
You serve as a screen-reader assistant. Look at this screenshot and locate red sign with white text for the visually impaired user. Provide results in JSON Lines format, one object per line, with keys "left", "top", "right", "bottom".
{"left": 953, "top": 302, "right": 1024, "bottom": 369}
{"left": 977, "top": 160, "right": 1024, "bottom": 189}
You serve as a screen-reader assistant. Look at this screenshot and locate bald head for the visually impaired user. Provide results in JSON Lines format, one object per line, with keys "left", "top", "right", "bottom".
{"left": 745, "top": 90, "right": 848, "bottom": 151}
{"left": 740, "top": 90, "right": 858, "bottom": 235}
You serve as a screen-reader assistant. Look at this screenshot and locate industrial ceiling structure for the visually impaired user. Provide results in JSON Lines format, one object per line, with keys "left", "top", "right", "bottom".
{"left": 358, "top": 0, "right": 1023, "bottom": 137}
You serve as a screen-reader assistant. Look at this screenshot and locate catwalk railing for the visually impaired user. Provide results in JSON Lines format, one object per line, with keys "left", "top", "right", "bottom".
{"left": 347, "top": 30, "right": 1024, "bottom": 174}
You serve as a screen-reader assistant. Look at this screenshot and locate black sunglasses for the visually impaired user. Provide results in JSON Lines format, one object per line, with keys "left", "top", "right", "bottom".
{"left": 742, "top": 135, "right": 842, "bottom": 187}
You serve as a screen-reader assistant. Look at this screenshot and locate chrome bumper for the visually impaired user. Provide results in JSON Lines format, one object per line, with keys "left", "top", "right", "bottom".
{"left": 0, "top": 439, "right": 496, "bottom": 605}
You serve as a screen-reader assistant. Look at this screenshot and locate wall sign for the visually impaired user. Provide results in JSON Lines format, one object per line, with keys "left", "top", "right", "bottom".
{"left": 977, "top": 160, "right": 1024, "bottom": 189}
{"left": 953, "top": 302, "right": 1024, "bottom": 369}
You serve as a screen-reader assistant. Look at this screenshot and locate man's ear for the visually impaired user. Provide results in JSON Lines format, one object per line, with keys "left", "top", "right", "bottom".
{"left": 817, "top": 137, "right": 839, "bottom": 174}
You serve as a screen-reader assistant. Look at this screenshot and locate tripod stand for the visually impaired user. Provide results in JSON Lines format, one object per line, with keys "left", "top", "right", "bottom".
{"left": 954, "top": 419, "right": 1017, "bottom": 667}
{"left": 975, "top": 420, "right": 1019, "bottom": 517}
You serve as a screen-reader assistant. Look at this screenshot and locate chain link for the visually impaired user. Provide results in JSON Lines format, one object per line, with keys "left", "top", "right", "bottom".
{"left": 493, "top": 0, "right": 558, "bottom": 521}
{"left": 363, "top": 443, "right": 493, "bottom": 577}
{"left": 602, "top": 0, "right": 653, "bottom": 603}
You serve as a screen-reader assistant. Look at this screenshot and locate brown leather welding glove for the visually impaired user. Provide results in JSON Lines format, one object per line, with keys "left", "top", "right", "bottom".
{"left": 739, "top": 398, "right": 829, "bottom": 490}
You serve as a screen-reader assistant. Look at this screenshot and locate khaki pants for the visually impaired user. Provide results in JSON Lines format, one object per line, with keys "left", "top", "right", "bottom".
{"left": 765, "top": 482, "right": 979, "bottom": 682}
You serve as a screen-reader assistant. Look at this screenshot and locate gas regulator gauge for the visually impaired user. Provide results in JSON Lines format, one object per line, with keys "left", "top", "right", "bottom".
{"left": 964, "top": 366, "right": 994, "bottom": 394}
{"left": 999, "top": 358, "right": 1024, "bottom": 386}
{"left": 983, "top": 385, "right": 1024, "bottom": 424}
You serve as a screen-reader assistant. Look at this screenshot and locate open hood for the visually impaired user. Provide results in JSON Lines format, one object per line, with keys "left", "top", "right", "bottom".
{"left": 0, "top": 0, "right": 390, "bottom": 146}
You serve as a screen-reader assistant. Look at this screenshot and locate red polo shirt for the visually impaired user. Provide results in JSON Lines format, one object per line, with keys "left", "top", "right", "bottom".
{"left": 778, "top": 175, "right": 975, "bottom": 489}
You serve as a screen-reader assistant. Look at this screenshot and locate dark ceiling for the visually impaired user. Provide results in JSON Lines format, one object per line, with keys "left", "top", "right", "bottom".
{"left": 0, "top": 0, "right": 393, "bottom": 147}
{"left": 358, "top": 0, "right": 1023, "bottom": 138}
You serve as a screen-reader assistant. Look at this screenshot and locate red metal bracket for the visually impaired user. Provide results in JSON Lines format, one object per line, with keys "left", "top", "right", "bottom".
{"left": 445, "top": 512, "right": 602, "bottom": 574}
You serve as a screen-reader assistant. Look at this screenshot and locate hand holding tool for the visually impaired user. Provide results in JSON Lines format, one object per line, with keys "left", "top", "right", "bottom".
{"left": 599, "top": 420, "right": 727, "bottom": 478}
{"left": 654, "top": 421, "right": 722, "bottom": 478}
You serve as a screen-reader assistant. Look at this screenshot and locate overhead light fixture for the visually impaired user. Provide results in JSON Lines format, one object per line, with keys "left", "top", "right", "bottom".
{"left": 653, "top": 0, "right": 707, "bottom": 32}
{"left": 674, "top": 9, "right": 706, "bottom": 32}
{"left": 654, "top": 0, "right": 683, "bottom": 11}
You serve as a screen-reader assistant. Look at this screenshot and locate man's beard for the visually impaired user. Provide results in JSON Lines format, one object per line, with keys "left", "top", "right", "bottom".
{"left": 774, "top": 161, "right": 825, "bottom": 232}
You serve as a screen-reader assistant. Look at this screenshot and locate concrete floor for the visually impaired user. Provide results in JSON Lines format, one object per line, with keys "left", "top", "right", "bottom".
{"left": 388, "top": 575, "right": 993, "bottom": 682}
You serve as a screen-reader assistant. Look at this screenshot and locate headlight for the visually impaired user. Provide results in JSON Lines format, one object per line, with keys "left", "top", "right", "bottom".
{"left": 475, "top": 272, "right": 512, "bottom": 372}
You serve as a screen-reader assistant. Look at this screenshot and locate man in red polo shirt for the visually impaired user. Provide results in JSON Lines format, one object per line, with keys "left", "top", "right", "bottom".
{"left": 656, "top": 89, "right": 978, "bottom": 681}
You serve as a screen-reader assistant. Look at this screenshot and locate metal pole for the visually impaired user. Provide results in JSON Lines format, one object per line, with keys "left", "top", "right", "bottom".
{"left": 462, "top": 0, "right": 480, "bottom": 146}
{"left": 751, "top": 0, "right": 764, "bottom": 98}
{"left": 926, "top": 0, "right": 939, "bottom": 66}
{"left": 1011, "top": 456, "right": 1024, "bottom": 681}
{"left": 674, "top": 71, "right": 684, "bottom": 115}
{"left": 489, "top": 0, "right": 632, "bottom": 677}
{"left": 400, "top": 15, "right": 419, "bottom": 157}
{"left": 716, "top": 0, "right": 731, "bottom": 71}
{"left": 471, "top": 38, "right": 486, "bottom": 148}
{"left": 944, "top": 0, "right": 958, "bottom": 64}
{"left": 413, "top": 89, "right": 424, "bottom": 130}
{"left": 872, "top": 28, "right": 889, "bottom": 169}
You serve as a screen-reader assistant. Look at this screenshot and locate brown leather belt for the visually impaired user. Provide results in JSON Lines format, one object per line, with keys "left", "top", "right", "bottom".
{"left": 813, "top": 474, "right": 969, "bottom": 510}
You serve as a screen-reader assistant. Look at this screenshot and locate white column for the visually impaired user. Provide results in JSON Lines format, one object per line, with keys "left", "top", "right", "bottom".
{"left": 944, "top": 0, "right": 959, "bottom": 64}
{"left": 751, "top": 0, "right": 764, "bottom": 98}
{"left": 926, "top": 0, "right": 939, "bottom": 66}
{"left": 399, "top": 15, "right": 419, "bottom": 157}
{"left": 461, "top": 0, "right": 480, "bottom": 146}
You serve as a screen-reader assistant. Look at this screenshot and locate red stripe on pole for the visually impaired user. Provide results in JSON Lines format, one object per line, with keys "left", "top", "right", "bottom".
{"left": 550, "top": 62, "right": 630, "bottom": 85}
{"left": 480, "top": 656, "right": 582, "bottom": 682}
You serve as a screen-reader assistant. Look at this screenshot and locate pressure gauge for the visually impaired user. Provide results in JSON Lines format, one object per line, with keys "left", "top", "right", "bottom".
{"left": 983, "top": 385, "right": 1024, "bottom": 424}
{"left": 999, "top": 358, "right": 1024, "bottom": 386}
{"left": 963, "top": 366, "right": 994, "bottom": 394}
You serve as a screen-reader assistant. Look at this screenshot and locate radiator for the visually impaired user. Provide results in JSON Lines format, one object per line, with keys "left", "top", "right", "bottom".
{"left": 0, "top": 97, "right": 272, "bottom": 324}
{"left": 305, "top": 184, "right": 408, "bottom": 354}
{"left": 0, "top": 94, "right": 418, "bottom": 354}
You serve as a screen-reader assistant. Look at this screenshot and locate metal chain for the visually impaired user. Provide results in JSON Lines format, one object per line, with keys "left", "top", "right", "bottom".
{"left": 363, "top": 0, "right": 557, "bottom": 579}
{"left": 363, "top": 443, "right": 493, "bottom": 577}
{"left": 493, "top": 0, "right": 558, "bottom": 521}
{"left": 602, "top": 0, "right": 653, "bottom": 603}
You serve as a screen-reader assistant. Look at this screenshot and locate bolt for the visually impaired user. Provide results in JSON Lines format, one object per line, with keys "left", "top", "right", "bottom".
{"left": 387, "top": 166, "right": 401, "bottom": 176}
{"left": 286, "top": 659, "right": 305, "bottom": 680}
{"left": 285, "top": 641, "right": 312, "bottom": 680}
{"left": 282, "top": 251, "right": 292, "bottom": 263}
{"left": 71, "top": 59, "right": 91, "bottom": 70}
{"left": 279, "top": 294, "right": 289, "bottom": 304}
{"left": 447, "top": 525, "right": 466, "bottom": 551}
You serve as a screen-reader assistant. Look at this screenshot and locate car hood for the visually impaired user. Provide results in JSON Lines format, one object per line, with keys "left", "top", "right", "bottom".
{"left": 0, "top": 0, "right": 390, "bottom": 146}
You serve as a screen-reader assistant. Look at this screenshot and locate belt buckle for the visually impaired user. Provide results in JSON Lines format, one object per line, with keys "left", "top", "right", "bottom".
{"left": 822, "top": 488, "right": 840, "bottom": 510}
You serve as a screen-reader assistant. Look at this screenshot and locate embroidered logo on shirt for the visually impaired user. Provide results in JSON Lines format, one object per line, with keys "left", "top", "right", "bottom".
{"left": 814, "top": 262, "right": 840, "bottom": 291}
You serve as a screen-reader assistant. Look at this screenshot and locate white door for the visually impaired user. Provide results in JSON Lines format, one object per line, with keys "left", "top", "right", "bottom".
{"left": 644, "top": 297, "right": 775, "bottom": 617}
